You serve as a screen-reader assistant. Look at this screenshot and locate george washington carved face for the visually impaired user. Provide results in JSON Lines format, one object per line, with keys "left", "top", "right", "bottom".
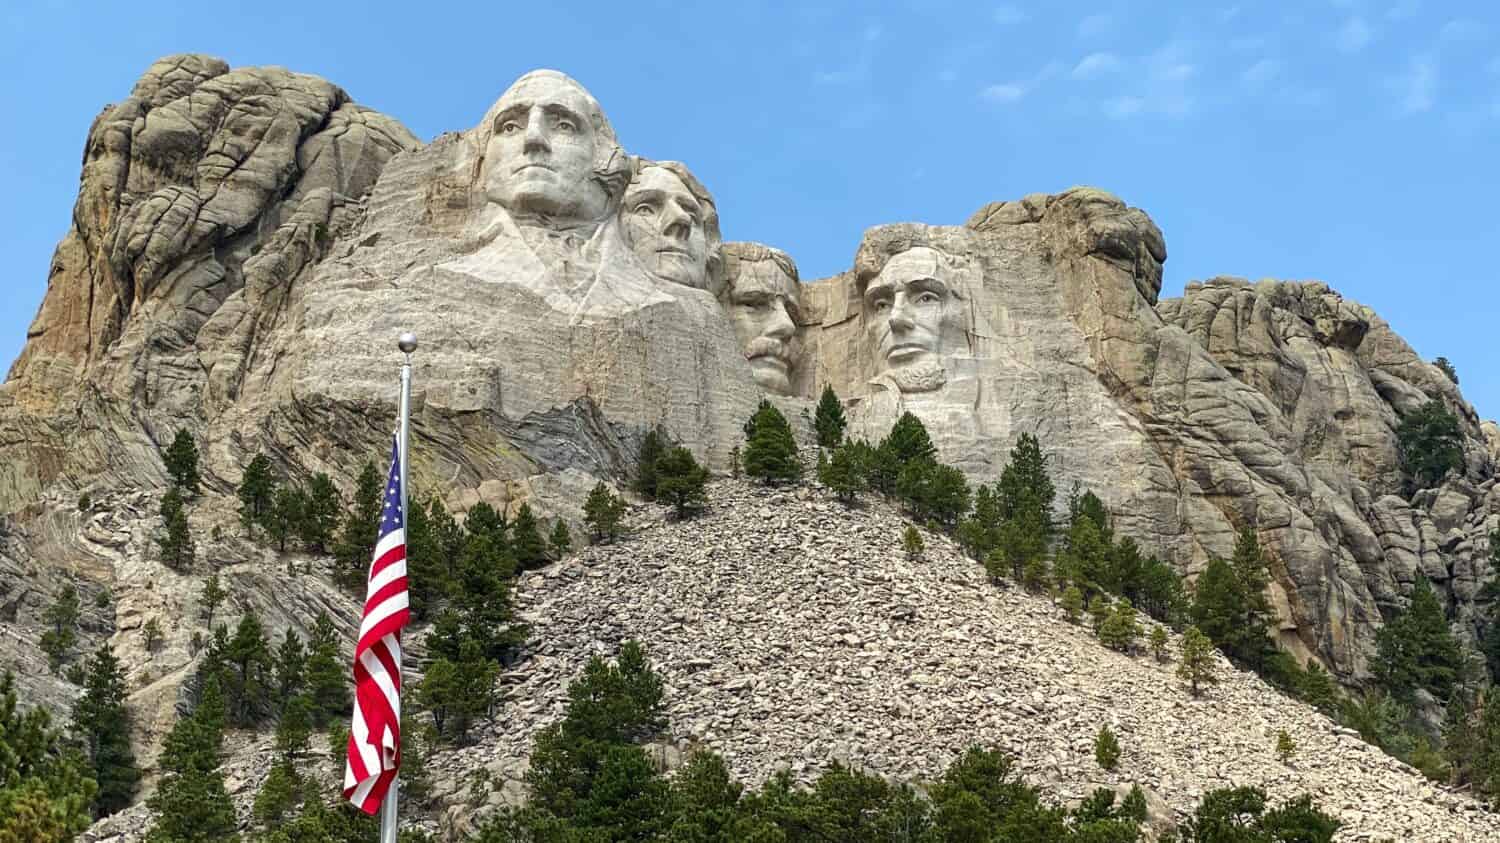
{"left": 621, "top": 162, "right": 722, "bottom": 291}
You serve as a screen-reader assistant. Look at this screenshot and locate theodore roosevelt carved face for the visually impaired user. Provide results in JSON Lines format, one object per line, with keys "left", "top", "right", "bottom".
{"left": 621, "top": 161, "right": 722, "bottom": 291}
{"left": 721, "top": 243, "right": 801, "bottom": 394}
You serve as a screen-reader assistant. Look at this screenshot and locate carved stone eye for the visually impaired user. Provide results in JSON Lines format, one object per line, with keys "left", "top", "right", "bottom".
{"left": 500, "top": 120, "right": 522, "bottom": 135}
{"left": 632, "top": 203, "right": 656, "bottom": 216}
{"left": 916, "top": 292, "right": 940, "bottom": 305}
{"left": 555, "top": 119, "right": 577, "bottom": 134}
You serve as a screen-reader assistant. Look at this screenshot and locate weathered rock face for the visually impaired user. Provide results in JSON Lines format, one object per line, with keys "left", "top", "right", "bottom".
{"left": 2, "top": 55, "right": 1497, "bottom": 720}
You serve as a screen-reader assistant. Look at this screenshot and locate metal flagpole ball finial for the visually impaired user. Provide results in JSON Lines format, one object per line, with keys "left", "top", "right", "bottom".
{"left": 397, "top": 332, "right": 418, "bottom": 354}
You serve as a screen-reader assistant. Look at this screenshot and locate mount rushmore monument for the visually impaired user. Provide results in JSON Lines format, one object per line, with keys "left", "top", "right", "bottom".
{"left": 3, "top": 56, "right": 1498, "bottom": 694}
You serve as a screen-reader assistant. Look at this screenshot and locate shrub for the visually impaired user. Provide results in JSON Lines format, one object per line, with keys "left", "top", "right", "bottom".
{"left": 1094, "top": 725, "right": 1121, "bottom": 771}
{"left": 635, "top": 429, "right": 666, "bottom": 500}
{"left": 1396, "top": 400, "right": 1464, "bottom": 490}
{"left": 583, "top": 482, "right": 626, "bottom": 544}
{"left": 819, "top": 438, "right": 874, "bottom": 505}
{"left": 903, "top": 525, "right": 924, "bottom": 561}
{"left": 813, "top": 384, "right": 848, "bottom": 449}
{"left": 1178, "top": 626, "right": 1218, "bottom": 697}
{"left": 655, "top": 447, "right": 709, "bottom": 519}
{"left": 743, "top": 400, "right": 801, "bottom": 484}
{"left": 1275, "top": 729, "right": 1296, "bottom": 764}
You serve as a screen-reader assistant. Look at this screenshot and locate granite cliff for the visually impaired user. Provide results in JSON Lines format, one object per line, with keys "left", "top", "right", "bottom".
{"left": 2, "top": 55, "right": 1497, "bottom": 794}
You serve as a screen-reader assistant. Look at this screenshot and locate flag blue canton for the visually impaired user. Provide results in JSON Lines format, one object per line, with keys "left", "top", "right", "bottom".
{"left": 380, "top": 439, "right": 403, "bottom": 536}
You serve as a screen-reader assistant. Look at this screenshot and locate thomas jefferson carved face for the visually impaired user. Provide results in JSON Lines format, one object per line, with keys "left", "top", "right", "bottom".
{"left": 622, "top": 165, "right": 712, "bottom": 289}
{"left": 862, "top": 247, "right": 967, "bottom": 392}
{"left": 723, "top": 248, "right": 801, "bottom": 394}
{"left": 483, "top": 72, "right": 610, "bottom": 223}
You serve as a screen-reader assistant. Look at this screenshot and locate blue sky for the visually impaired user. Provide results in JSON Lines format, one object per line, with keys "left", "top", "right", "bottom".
{"left": 3, "top": 1, "right": 1497, "bottom": 419}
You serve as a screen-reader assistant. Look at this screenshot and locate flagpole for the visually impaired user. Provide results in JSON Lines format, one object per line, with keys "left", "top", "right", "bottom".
{"left": 384, "top": 331, "right": 416, "bottom": 843}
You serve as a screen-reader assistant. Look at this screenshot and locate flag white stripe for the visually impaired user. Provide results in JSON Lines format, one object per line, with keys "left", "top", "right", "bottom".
{"left": 366, "top": 559, "right": 407, "bottom": 597}
{"left": 350, "top": 702, "right": 379, "bottom": 776}
{"left": 360, "top": 637, "right": 402, "bottom": 717}
{"left": 372, "top": 529, "right": 405, "bottom": 566}
{"left": 358, "top": 592, "right": 410, "bottom": 642}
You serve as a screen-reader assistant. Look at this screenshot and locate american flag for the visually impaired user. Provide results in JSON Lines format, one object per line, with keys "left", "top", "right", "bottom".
{"left": 343, "top": 437, "right": 412, "bottom": 814}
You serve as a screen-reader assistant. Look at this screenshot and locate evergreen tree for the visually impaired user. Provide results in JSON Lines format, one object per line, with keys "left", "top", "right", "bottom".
{"left": 273, "top": 629, "right": 306, "bottom": 703}
{"left": 1149, "top": 625, "right": 1169, "bottom": 662}
{"left": 1396, "top": 399, "right": 1464, "bottom": 490}
{"left": 1093, "top": 725, "right": 1121, "bottom": 771}
{"left": 453, "top": 531, "right": 527, "bottom": 661}
{"left": 903, "top": 525, "right": 925, "bottom": 561}
{"left": 1190, "top": 528, "right": 1277, "bottom": 671}
{"left": 70, "top": 647, "right": 139, "bottom": 818}
{"left": 158, "top": 504, "right": 195, "bottom": 571}
{"left": 274, "top": 694, "right": 312, "bottom": 762}
{"left": 265, "top": 484, "right": 305, "bottom": 553}
{"left": 1061, "top": 586, "right": 1085, "bottom": 625}
{"left": 224, "top": 612, "right": 274, "bottom": 727}
{"left": 303, "top": 613, "right": 349, "bottom": 727}
{"left": 1098, "top": 599, "right": 1142, "bottom": 653}
{"left": 238, "top": 453, "right": 277, "bottom": 530}
{"left": 1178, "top": 626, "right": 1218, "bottom": 697}
{"left": 509, "top": 503, "right": 549, "bottom": 570}
{"left": 742, "top": 400, "right": 801, "bottom": 484}
{"left": 1174, "top": 787, "right": 1339, "bottom": 842}
{"left": 1296, "top": 659, "right": 1342, "bottom": 717}
{"left": 40, "top": 585, "right": 80, "bottom": 670}
{"left": 549, "top": 518, "right": 573, "bottom": 558}
{"left": 253, "top": 760, "right": 301, "bottom": 828}
{"left": 818, "top": 438, "right": 874, "bottom": 505}
{"left": 199, "top": 574, "right": 226, "bottom": 631}
{"left": 417, "top": 645, "right": 498, "bottom": 745}
{"left": 1373, "top": 576, "right": 1463, "bottom": 701}
{"left": 871, "top": 412, "right": 935, "bottom": 494}
{"left": 635, "top": 428, "right": 666, "bottom": 500}
{"left": 1020, "top": 557, "right": 1049, "bottom": 593}
{"left": 996, "top": 432, "right": 1055, "bottom": 545}
{"left": 464, "top": 500, "right": 510, "bottom": 548}
{"left": 583, "top": 481, "right": 626, "bottom": 544}
{"left": 146, "top": 689, "right": 235, "bottom": 843}
{"left": 163, "top": 429, "right": 201, "bottom": 495}
{"left": 1053, "top": 513, "right": 1112, "bottom": 598}
{"left": 160, "top": 485, "right": 185, "bottom": 524}
{"left": 655, "top": 447, "right": 710, "bottom": 519}
{"left": 813, "top": 384, "right": 847, "bottom": 449}
{"left": 1276, "top": 729, "right": 1297, "bottom": 764}
{"left": 1435, "top": 356, "right": 1459, "bottom": 385}
{"left": 298, "top": 472, "right": 341, "bottom": 553}
{"left": 0, "top": 672, "right": 96, "bottom": 842}
{"left": 333, "top": 460, "right": 383, "bottom": 581}
{"left": 1087, "top": 594, "right": 1112, "bottom": 633}
{"left": 894, "top": 459, "right": 971, "bottom": 526}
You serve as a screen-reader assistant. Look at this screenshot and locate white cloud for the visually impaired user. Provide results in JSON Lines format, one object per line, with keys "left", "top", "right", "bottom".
{"left": 1241, "top": 58, "right": 1282, "bottom": 87}
{"left": 1071, "top": 52, "right": 1122, "bottom": 79}
{"left": 1390, "top": 54, "right": 1437, "bottom": 113}
{"left": 1078, "top": 14, "right": 1112, "bottom": 39}
{"left": 1099, "top": 42, "right": 1197, "bottom": 119}
{"left": 1335, "top": 17, "right": 1373, "bottom": 53}
{"left": 980, "top": 82, "right": 1028, "bottom": 103}
{"left": 993, "top": 4, "right": 1027, "bottom": 25}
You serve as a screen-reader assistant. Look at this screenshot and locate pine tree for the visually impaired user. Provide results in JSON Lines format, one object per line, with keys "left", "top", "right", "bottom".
{"left": 1275, "top": 729, "right": 1297, "bottom": 764}
{"left": 635, "top": 429, "right": 666, "bottom": 500}
{"left": 40, "top": 585, "right": 80, "bottom": 670}
{"left": 418, "top": 644, "right": 499, "bottom": 745}
{"left": 238, "top": 452, "right": 277, "bottom": 530}
{"left": 655, "top": 447, "right": 710, "bottom": 519}
{"left": 871, "top": 412, "right": 935, "bottom": 494}
{"left": 1396, "top": 400, "right": 1465, "bottom": 490}
{"left": 274, "top": 694, "right": 312, "bottom": 762}
{"left": 1178, "top": 625, "right": 1218, "bottom": 697}
{"left": 163, "top": 429, "right": 201, "bottom": 495}
{"left": 1061, "top": 585, "right": 1085, "bottom": 625}
{"left": 1149, "top": 625, "right": 1169, "bottom": 662}
{"left": 298, "top": 472, "right": 341, "bottom": 553}
{"left": 1087, "top": 594, "right": 1112, "bottom": 633}
{"left": 199, "top": 574, "right": 226, "bottom": 631}
{"left": 224, "top": 612, "right": 274, "bottom": 727}
{"left": 0, "top": 671, "right": 96, "bottom": 841}
{"left": 1098, "top": 599, "right": 1142, "bottom": 653}
{"left": 1093, "top": 725, "right": 1121, "bottom": 771}
{"left": 1434, "top": 356, "right": 1459, "bottom": 385}
{"left": 583, "top": 482, "right": 626, "bottom": 544}
{"left": 334, "top": 460, "right": 383, "bottom": 580}
{"left": 160, "top": 485, "right": 185, "bottom": 524}
{"left": 265, "top": 484, "right": 305, "bottom": 553}
{"left": 273, "top": 629, "right": 306, "bottom": 703}
{"left": 158, "top": 504, "right": 195, "bottom": 571}
{"left": 1190, "top": 528, "right": 1277, "bottom": 671}
{"left": 1373, "top": 575, "right": 1463, "bottom": 701}
{"left": 894, "top": 459, "right": 971, "bottom": 526}
{"left": 743, "top": 400, "right": 801, "bottom": 484}
{"left": 813, "top": 384, "right": 847, "bottom": 449}
{"left": 303, "top": 613, "right": 349, "bottom": 727}
{"left": 147, "top": 690, "right": 235, "bottom": 842}
{"left": 70, "top": 646, "right": 140, "bottom": 817}
{"left": 510, "top": 503, "right": 549, "bottom": 570}
{"left": 549, "top": 518, "right": 572, "bottom": 558}
{"left": 903, "top": 525, "right": 925, "bottom": 561}
{"left": 995, "top": 432, "right": 1055, "bottom": 564}
{"left": 819, "top": 438, "right": 874, "bottom": 505}
{"left": 1020, "top": 557, "right": 1049, "bottom": 593}
{"left": 253, "top": 760, "right": 301, "bottom": 828}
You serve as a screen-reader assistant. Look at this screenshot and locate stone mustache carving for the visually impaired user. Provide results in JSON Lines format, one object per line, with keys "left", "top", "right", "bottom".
{"left": 621, "top": 160, "right": 724, "bottom": 293}
{"left": 721, "top": 243, "right": 803, "bottom": 395}
{"left": 854, "top": 228, "right": 980, "bottom": 394}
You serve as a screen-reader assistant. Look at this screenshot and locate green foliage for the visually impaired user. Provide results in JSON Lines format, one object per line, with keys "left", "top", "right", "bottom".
{"left": 417, "top": 646, "right": 498, "bottom": 745}
{"left": 274, "top": 629, "right": 305, "bottom": 703}
{"left": 1061, "top": 585, "right": 1085, "bottom": 625}
{"left": 1170, "top": 787, "right": 1339, "bottom": 843}
{"left": 265, "top": 484, "right": 305, "bottom": 553}
{"left": 1396, "top": 400, "right": 1464, "bottom": 490}
{"left": 146, "top": 684, "right": 236, "bottom": 843}
{"left": 1149, "top": 625, "right": 1169, "bottom": 662}
{"left": 274, "top": 695, "right": 312, "bottom": 762}
{"left": 743, "top": 400, "right": 801, "bottom": 485}
{"left": 298, "top": 472, "right": 341, "bottom": 553}
{"left": 1055, "top": 514, "right": 1113, "bottom": 600}
{"left": 0, "top": 672, "right": 97, "bottom": 843}
{"left": 1372, "top": 576, "right": 1463, "bottom": 702}
{"left": 549, "top": 518, "right": 573, "bottom": 558}
{"left": 871, "top": 412, "right": 935, "bottom": 494}
{"left": 813, "top": 384, "right": 848, "bottom": 449}
{"left": 253, "top": 761, "right": 302, "bottom": 828}
{"left": 223, "top": 612, "right": 274, "bottom": 727}
{"left": 77, "top": 492, "right": 92, "bottom": 512}
{"left": 304, "top": 614, "right": 350, "bottom": 727}
{"left": 655, "top": 447, "right": 710, "bottom": 519}
{"left": 903, "top": 525, "right": 925, "bottom": 561}
{"left": 158, "top": 502, "right": 195, "bottom": 571}
{"left": 894, "top": 458, "right": 971, "bottom": 526}
{"left": 635, "top": 428, "right": 666, "bottom": 500}
{"left": 70, "top": 646, "right": 139, "bottom": 817}
{"left": 40, "top": 585, "right": 80, "bottom": 670}
{"left": 164, "top": 429, "right": 201, "bottom": 495}
{"left": 1177, "top": 626, "right": 1218, "bottom": 697}
{"left": 1189, "top": 529, "right": 1276, "bottom": 671}
{"left": 583, "top": 481, "right": 627, "bottom": 544}
{"left": 728, "top": 444, "right": 741, "bottom": 478}
{"left": 334, "top": 460, "right": 383, "bottom": 585}
{"left": 199, "top": 574, "right": 226, "bottom": 631}
{"left": 819, "top": 438, "right": 874, "bottom": 505}
{"left": 238, "top": 452, "right": 277, "bottom": 530}
{"left": 509, "top": 503, "right": 549, "bottom": 570}
{"left": 1434, "top": 356, "right": 1459, "bottom": 384}
{"left": 1275, "top": 729, "right": 1296, "bottom": 764}
{"left": 1094, "top": 725, "right": 1121, "bottom": 770}
{"left": 1098, "top": 599, "right": 1142, "bottom": 654}
{"left": 1088, "top": 595, "right": 1112, "bottom": 633}
{"left": 1020, "top": 556, "right": 1050, "bottom": 593}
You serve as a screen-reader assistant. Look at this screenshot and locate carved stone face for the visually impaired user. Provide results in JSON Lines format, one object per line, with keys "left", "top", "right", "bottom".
{"left": 622, "top": 166, "right": 710, "bottom": 289}
{"left": 727, "top": 259, "right": 800, "bottom": 394}
{"left": 862, "top": 247, "right": 967, "bottom": 392}
{"left": 483, "top": 73, "right": 608, "bottom": 222}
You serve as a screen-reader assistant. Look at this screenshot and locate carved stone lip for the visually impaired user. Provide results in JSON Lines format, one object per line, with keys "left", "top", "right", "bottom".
{"left": 513, "top": 163, "right": 555, "bottom": 175}
{"left": 748, "top": 352, "right": 789, "bottom": 370}
{"left": 886, "top": 343, "right": 929, "bottom": 361}
{"left": 655, "top": 246, "right": 691, "bottom": 256}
